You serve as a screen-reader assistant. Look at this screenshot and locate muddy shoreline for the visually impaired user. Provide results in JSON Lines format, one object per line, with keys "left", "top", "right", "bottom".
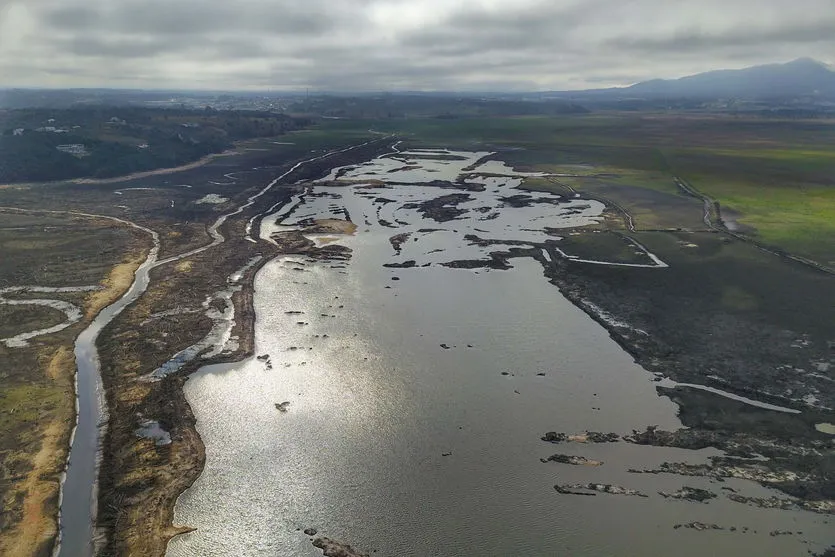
{"left": 540, "top": 236, "right": 833, "bottom": 409}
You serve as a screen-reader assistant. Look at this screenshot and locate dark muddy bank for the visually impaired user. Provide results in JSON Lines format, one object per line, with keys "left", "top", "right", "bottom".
{"left": 533, "top": 228, "right": 834, "bottom": 514}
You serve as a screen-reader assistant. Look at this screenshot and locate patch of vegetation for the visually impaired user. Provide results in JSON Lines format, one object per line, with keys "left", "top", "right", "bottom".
{"left": 0, "top": 107, "right": 310, "bottom": 183}
{"left": 0, "top": 306, "right": 66, "bottom": 338}
{"left": 0, "top": 214, "right": 138, "bottom": 287}
{"left": 0, "top": 383, "right": 64, "bottom": 443}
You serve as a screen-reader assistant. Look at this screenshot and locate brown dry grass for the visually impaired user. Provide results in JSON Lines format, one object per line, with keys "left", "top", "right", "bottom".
{"left": 1, "top": 421, "right": 65, "bottom": 557}
{"left": 0, "top": 347, "right": 74, "bottom": 557}
{"left": 175, "top": 261, "right": 193, "bottom": 273}
{"left": 313, "top": 219, "right": 358, "bottom": 234}
{"left": 115, "top": 426, "right": 203, "bottom": 557}
{"left": 45, "top": 346, "right": 74, "bottom": 382}
{"left": 85, "top": 250, "right": 147, "bottom": 319}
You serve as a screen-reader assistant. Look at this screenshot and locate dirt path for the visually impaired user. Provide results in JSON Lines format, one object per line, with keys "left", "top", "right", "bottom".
{"left": 0, "top": 208, "right": 159, "bottom": 242}
{"left": 674, "top": 177, "right": 714, "bottom": 227}
{"left": 72, "top": 150, "right": 242, "bottom": 185}
{"left": 2, "top": 421, "right": 64, "bottom": 557}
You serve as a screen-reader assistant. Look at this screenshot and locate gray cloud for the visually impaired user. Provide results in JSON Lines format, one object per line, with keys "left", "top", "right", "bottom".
{"left": 0, "top": 0, "right": 833, "bottom": 90}
{"left": 40, "top": 0, "right": 340, "bottom": 36}
{"left": 607, "top": 18, "right": 835, "bottom": 52}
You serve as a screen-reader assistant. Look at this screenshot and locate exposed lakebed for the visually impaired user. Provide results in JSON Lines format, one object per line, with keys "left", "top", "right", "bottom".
{"left": 166, "top": 149, "right": 832, "bottom": 556}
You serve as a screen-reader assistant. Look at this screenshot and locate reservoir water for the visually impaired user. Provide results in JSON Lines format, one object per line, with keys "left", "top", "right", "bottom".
{"left": 167, "top": 150, "right": 832, "bottom": 556}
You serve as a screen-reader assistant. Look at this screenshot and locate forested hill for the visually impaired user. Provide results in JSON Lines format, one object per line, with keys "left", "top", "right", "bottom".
{"left": 0, "top": 107, "right": 309, "bottom": 183}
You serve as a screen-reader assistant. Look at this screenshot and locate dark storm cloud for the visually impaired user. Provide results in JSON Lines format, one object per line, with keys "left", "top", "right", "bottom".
{"left": 1, "top": 0, "right": 833, "bottom": 90}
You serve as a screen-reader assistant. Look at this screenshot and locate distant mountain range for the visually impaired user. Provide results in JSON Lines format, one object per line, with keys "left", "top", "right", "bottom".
{"left": 548, "top": 58, "right": 835, "bottom": 102}
{"left": 2, "top": 58, "right": 834, "bottom": 110}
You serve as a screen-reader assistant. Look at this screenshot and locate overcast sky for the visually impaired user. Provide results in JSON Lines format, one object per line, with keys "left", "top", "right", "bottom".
{"left": 1, "top": 0, "right": 833, "bottom": 91}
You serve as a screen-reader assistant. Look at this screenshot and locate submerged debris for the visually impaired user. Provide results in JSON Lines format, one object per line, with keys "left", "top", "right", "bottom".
{"left": 674, "top": 522, "right": 725, "bottom": 531}
{"left": 727, "top": 493, "right": 834, "bottom": 514}
{"left": 659, "top": 486, "right": 717, "bottom": 502}
{"left": 383, "top": 260, "right": 417, "bottom": 268}
{"left": 555, "top": 483, "right": 648, "bottom": 497}
{"left": 541, "top": 454, "right": 603, "bottom": 466}
{"left": 389, "top": 233, "right": 412, "bottom": 255}
{"left": 541, "top": 431, "right": 620, "bottom": 444}
{"left": 312, "top": 537, "right": 369, "bottom": 557}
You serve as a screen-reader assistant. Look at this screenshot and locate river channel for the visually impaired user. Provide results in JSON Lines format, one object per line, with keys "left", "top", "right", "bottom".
{"left": 167, "top": 150, "right": 832, "bottom": 556}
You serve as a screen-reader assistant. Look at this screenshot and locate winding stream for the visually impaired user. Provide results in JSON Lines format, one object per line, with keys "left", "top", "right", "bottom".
{"left": 56, "top": 218, "right": 159, "bottom": 557}
{"left": 0, "top": 286, "right": 100, "bottom": 348}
